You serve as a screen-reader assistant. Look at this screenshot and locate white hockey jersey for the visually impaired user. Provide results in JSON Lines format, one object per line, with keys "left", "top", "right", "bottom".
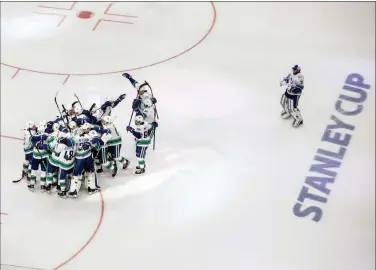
{"left": 103, "top": 124, "right": 122, "bottom": 147}
{"left": 23, "top": 130, "right": 35, "bottom": 154}
{"left": 48, "top": 136, "right": 76, "bottom": 170}
{"left": 287, "top": 73, "right": 304, "bottom": 91}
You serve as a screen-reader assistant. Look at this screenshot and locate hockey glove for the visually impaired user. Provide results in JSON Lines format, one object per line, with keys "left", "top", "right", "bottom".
{"left": 151, "top": 121, "right": 158, "bottom": 128}
{"left": 126, "top": 126, "right": 134, "bottom": 133}
{"left": 122, "top": 73, "right": 131, "bottom": 79}
{"left": 82, "top": 142, "right": 91, "bottom": 151}
{"left": 119, "top": 94, "right": 126, "bottom": 100}
{"left": 58, "top": 137, "right": 68, "bottom": 144}
{"left": 132, "top": 99, "right": 142, "bottom": 110}
{"left": 150, "top": 97, "right": 157, "bottom": 104}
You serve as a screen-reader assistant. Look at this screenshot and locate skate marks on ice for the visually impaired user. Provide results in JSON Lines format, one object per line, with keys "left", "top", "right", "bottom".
{"left": 85, "top": 145, "right": 225, "bottom": 201}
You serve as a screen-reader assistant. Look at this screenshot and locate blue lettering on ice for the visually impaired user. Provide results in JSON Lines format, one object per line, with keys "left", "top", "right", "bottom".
{"left": 293, "top": 73, "right": 371, "bottom": 222}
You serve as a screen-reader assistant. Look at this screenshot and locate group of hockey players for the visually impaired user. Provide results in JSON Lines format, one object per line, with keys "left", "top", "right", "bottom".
{"left": 17, "top": 65, "right": 303, "bottom": 198}
{"left": 18, "top": 73, "right": 159, "bottom": 199}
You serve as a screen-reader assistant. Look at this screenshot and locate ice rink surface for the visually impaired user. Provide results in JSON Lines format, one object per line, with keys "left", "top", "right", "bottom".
{"left": 1, "top": 2, "right": 375, "bottom": 270}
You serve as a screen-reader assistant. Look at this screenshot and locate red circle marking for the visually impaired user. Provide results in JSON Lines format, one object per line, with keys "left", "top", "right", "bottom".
{"left": 77, "top": 11, "right": 94, "bottom": 19}
{"left": 2, "top": 134, "right": 105, "bottom": 270}
{"left": 1, "top": 2, "right": 217, "bottom": 268}
{"left": 1, "top": 2, "right": 217, "bottom": 76}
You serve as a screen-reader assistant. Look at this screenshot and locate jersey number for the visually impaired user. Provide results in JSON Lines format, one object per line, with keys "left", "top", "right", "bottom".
{"left": 63, "top": 151, "right": 74, "bottom": 160}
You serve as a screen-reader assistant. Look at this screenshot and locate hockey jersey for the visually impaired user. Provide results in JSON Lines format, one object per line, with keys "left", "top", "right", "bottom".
{"left": 48, "top": 136, "right": 76, "bottom": 170}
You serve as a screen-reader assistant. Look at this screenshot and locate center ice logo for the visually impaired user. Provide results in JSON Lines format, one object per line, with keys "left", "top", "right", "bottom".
{"left": 293, "top": 73, "right": 372, "bottom": 223}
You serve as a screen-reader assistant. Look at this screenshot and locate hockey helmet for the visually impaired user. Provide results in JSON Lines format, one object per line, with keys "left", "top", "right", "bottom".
{"left": 292, "top": 65, "right": 301, "bottom": 74}
{"left": 134, "top": 115, "right": 145, "bottom": 126}
{"left": 69, "top": 121, "right": 77, "bottom": 130}
{"left": 26, "top": 121, "right": 36, "bottom": 130}
{"left": 143, "top": 99, "right": 152, "bottom": 108}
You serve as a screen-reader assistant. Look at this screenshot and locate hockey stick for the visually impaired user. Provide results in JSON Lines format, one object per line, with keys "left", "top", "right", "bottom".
{"left": 142, "top": 81, "right": 158, "bottom": 151}
{"left": 54, "top": 91, "right": 71, "bottom": 132}
{"left": 89, "top": 103, "right": 96, "bottom": 112}
{"left": 74, "top": 93, "right": 84, "bottom": 108}
{"left": 61, "top": 105, "right": 72, "bottom": 132}
{"left": 13, "top": 174, "right": 24, "bottom": 183}
{"left": 144, "top": 81, "right": 159, "bottom": 120}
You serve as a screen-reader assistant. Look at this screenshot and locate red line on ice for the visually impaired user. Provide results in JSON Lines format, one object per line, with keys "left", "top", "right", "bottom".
{"left": 33, "top": 12, "right": 66, "bottom": 27}
{"left": 104, "top": 3, "right": 138, "bottom": 18}
{"left": 1, "top": 2, "right": 217, "bottom": 77}
{"left": 1, "top": 134, "right": 105, "bottom": 270}
{"left": 92, "top": 18, "right": 133, "bottom": 31}
{"left": 38, "top": 2, "right": 77, "bottom": 11}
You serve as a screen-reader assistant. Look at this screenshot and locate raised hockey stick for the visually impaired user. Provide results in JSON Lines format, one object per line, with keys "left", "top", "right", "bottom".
{"left": 74, "top": 93, "right": 84, "bottom": 108}
{"left": 54, "top": 90, "right": 71, "bottom": 132}
{"left": 144, "top": 81, "right": 159, "bottom": 120}
{"left": 61, "top": 105, "right": 72, "bottom": 132}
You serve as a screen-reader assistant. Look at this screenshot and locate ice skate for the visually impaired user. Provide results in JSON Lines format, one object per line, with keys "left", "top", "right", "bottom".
{"left": 58, "top": 190, "right": 67, "bottom": 199}
{"left": 68, "top": 190, "right": 78, "bottom": 198}
{"left": 123, "top": 159, "right": 130, "bottom": 170}
{"left": 134, "top": 166, "right": 145, "bottom": 175}
{"left": 87, "top": 187, "right": 98, "bottom": 195}
{"left": 27, "top": 184, "right": 34, "bottom": 192}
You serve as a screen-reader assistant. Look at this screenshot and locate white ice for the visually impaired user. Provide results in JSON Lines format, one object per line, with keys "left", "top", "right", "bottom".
{"left": 1, "top": 2, "right": 375, "bottom": 270}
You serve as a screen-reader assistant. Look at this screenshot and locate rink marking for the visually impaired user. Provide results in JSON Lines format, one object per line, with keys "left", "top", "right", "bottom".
{"left": 0, "top": 135, "right": 22, "bottom": 141}
{"left": 293, "top": 73, "right": 372, "bottom": 223}
{"left": 1, "top": 2, "right": 217, "bottom": 80}
{"left": 32, "top": 12, "right": 67, "bottom": 27}
{"left": 11, "top": 69, "right": 20, "bottom": 80}
{"left": 104, "top": 3, "right": 138, "bottom": 18}
{"left": 1, "top": 135, "right": 105, "bottom": 270}
{"left": 0, "top": 264, "right": 47, "bottom": 270}
{"left": 92, "top": 18, "right": 133, "bottom": 31}
{"left": 38, "top": 2, "right": 77, "bottom": 11}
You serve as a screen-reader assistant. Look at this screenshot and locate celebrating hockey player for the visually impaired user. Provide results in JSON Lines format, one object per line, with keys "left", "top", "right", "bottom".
{"left": 68, "top": 125, "right": 102, "bottom": 198}
{"left": 28, "top": 121, "right": 49, "bottom": 192}
{"left": 48, "top": 132, "right": 76, "bottom": 197}
{"left": 280, "top": 65, "right": 305, "bottom": 127}
{"left": 122, "top": 73, "right": 158, "bottom": 117}
{"left": 126, "top": 115, "right": 158, "bottom": 175}
{"left": 97, "top": 94, "right": 127, "bottom": 118}
{"left": 21, "top": 121, "right": 37, "bottom": 183}
{"left": 102, "top": 115, "right": 130, "bottom": 171}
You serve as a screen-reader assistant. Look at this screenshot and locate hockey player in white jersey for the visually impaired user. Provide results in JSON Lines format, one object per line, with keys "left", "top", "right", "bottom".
{"left": 28, "top": 121, "right": 49, "bottom": 192}
{"left": 96, "top": 94, "right": 127, "bottom": 119}
{"left": 21, "top": 121, "right": 37, "bottom": 183}
{"left": 122, "top": 73, "right": 158, "bottom": 119}
{"left": 280, "top": 65, "right": 304, "bottom": 127}
{"left": 48, "top": 132, "right": 76, "bottom": 198}
{"left": 102, "top": 116, "right": 130, "bottom": 171}
{"left": 68, "top": 125, "right": 102, "bottom": 198}
{"left": 126, "top": 115, "right": 158, "bottom": 175}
